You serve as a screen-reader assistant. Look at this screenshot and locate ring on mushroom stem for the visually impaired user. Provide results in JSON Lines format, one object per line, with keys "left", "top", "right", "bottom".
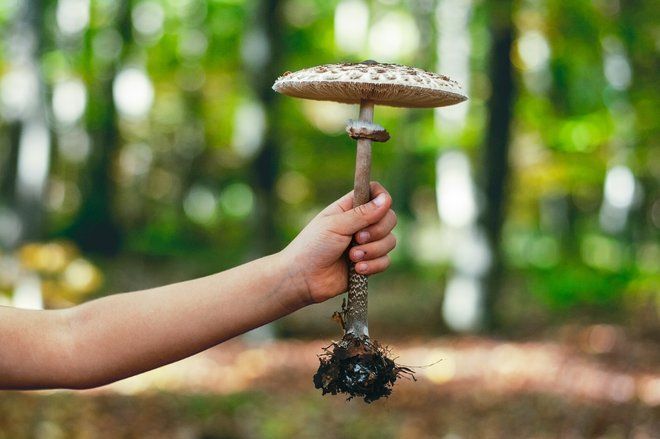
{"left": 346, "top": 119, "right": 390, "bottom": 142}
{"left": 273, "top": 60, "right": 467, "bottom": 402}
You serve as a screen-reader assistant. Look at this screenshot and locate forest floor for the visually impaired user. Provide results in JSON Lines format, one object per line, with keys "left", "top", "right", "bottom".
{"left": 2, "top": 326, "right": 659, "bottom": 439}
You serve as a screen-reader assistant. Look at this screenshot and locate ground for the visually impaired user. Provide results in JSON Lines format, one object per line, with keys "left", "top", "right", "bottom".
{"left": 2, "top": 327, "right": 658, "bottom": 439}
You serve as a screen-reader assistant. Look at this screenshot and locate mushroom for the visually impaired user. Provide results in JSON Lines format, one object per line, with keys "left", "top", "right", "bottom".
{"left": 273, "top": 61, "right": 467, "bottom": 402}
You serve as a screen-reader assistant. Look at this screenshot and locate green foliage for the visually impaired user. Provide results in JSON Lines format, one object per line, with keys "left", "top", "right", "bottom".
{"left": 529, "top": 263, "right": 631, "bottom": 311}
{"left": 0, "top": 0, "right": 658, "bottom": 326}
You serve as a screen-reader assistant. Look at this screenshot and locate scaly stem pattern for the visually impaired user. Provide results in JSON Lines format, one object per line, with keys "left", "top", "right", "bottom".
{"left": 344, "top": 99, "right": 374, "bottom": 337}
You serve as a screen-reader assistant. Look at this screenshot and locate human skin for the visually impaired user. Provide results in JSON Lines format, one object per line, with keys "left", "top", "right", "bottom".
{"left": 0, "top": 182, "right": 396, "bottom": 390}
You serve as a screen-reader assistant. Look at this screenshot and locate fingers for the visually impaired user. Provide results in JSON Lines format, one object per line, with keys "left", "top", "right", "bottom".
{"left": 315, "top": 180, "right": 396, "bottom": 277}
{"left": 368, "top": 181, "right": 389, "bottom": 202}
{"left": 321, "top": 181, "right": 389, "bottom": 216}
{"left": 348, "top": 208, "right": 397, "bottom": 276}
{"left": 349, "top": 232, "right": 396, "bottom": 262}
{"left": 328, "top": 186, "right": 392, "bottom": 236}
{"left": 354, "top": 255, "right": 392, "bottom": 275}
{"left": 354, "top": 209, "right": 397, "bottom": 245}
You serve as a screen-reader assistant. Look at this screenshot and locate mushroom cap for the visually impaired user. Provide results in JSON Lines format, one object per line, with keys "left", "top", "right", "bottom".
{"left": 272, "top": 61, "right": 467, "bottom": 108}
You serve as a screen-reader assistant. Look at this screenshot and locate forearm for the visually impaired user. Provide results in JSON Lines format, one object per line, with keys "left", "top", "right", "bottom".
{"left": 2, "top": 252, "right": 307, "bottom": 390}
{"left": 0, "top": 183, "right": 396, "bottom": 390}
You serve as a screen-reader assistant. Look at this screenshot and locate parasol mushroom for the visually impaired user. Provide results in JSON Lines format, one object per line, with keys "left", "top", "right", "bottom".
{"left": 273, "top": 61, "right": 467, "bottom": 402}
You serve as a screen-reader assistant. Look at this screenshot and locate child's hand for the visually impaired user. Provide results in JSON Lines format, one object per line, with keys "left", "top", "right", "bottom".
{"left": 282, "top": 182, "right": 397, "bottom": 305}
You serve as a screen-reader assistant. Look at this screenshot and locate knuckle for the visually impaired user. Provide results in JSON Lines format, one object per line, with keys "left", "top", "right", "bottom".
{"left": 354, "top": 204, "right": 371, "bottom": 217}
{"left": 371, "top": 256, "right": 390, "bottom": 274}
{"left": 389, "top": 234, "right": 397, "bottom": 250}
{"left": 390, "top": 209, "right": 398, "bottom": 225}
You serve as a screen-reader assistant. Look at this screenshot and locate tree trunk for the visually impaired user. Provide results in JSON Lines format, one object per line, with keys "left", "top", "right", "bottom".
{"left": 478, "top": 0, "right": 515, "bottom": 330}
{"left": 61, "top": 1, "right": 133, "bottom": 255}
{"left": 243, "top": 0, "right": 284, "bottom": 256}
{"left": 9, "top": 0, "right": 50, "bottom": 245}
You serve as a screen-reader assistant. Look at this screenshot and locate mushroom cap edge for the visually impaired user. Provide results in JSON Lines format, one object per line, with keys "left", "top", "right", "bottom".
{"left": 272, "top": 62, "right": 468, "bottom": 108}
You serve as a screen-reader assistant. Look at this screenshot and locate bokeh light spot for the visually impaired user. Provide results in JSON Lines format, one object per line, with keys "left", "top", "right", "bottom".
{"left": 220, "top": 183, "right": 254, "bottom": 219}
{"left": 113, "top": 67, "right": 155, "bottom": 119}
{"left": 52, "top": 78, "right": 87, "bottom": 125}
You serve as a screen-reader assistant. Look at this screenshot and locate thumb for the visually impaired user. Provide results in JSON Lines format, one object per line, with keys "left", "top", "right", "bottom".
{"left": 331, "top": 192, "right": 390, "bottom": 236}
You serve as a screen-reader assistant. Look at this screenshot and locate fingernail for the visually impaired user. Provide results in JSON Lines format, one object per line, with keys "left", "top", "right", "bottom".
{"left": 373, "top": 193, "right": 387, "bottom": 207}
{"left": 356, "top": 262, "right": 368, "bottom": 273}
{"left": 353, "top": 249, "right": 365, "bottom": 261}
{"left": 357, "top": 231, "right": 370, "bottom": 243}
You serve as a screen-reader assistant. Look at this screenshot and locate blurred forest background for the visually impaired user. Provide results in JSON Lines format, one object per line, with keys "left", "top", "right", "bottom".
{"left": 1, "top": 0, "right": 659, "bottom": 438}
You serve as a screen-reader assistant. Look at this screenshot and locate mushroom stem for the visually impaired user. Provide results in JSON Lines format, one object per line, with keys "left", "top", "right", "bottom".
{"left": 344, "top": 99, "right": 374, "bottom": 337}
{"left": 352, "top": 100, "right": 374, "bottom": 206}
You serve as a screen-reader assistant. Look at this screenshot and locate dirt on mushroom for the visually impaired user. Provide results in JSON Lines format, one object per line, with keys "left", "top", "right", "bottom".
{"left": 312, "top": 303, "right": 415, "bottom": 403}
{"left": 313, "top": 334, "right": 415, "bottom": 403}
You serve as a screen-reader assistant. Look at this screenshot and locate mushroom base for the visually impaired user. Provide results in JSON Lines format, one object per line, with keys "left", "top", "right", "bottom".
{"left": 313, "top": 334, "right": 414, "bottom": 403}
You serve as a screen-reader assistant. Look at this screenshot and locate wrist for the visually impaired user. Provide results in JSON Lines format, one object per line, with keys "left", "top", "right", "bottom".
{"left": 270, "top": 250, "right": 313, "bottom": 311}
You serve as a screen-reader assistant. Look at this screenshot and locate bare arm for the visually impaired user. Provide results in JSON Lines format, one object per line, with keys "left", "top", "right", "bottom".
{"left": 0, "top": 182, "right": 396, "bottom": 390}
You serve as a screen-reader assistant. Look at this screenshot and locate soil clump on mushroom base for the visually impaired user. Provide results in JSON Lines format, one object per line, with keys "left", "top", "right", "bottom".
{"left": 313, "top": 334, "right": 414, "bottom": 403}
